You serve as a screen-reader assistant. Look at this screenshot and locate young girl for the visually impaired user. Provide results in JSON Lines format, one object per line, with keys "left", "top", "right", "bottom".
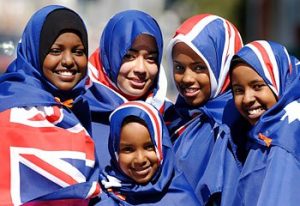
{"left": 0, "top": 5, "right": 100, "bottom": 205}
{"left": 95, "top": 101, "right": 200, "bottom": 205}
{"left": 230, "top": 40, "right": 300, "bottom": 205}
{"left": 84, "top": 10, "right": 172, "bottom": 169}
{"left": 166, "top": 14, "right": 243, "bottom": 204}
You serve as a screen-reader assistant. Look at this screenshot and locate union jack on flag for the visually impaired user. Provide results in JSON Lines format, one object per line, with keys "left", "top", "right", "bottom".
{"left": 0, "top": 106, "right": 100, "bottom": 205}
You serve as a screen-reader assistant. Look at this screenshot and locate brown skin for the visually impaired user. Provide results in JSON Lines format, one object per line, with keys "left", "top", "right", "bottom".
{"left": 43, "top": 32, "right": 87, "bottom": 92}
{"left": 231, "top": 63, "right": 277, "bottom": 125}
{"left": 118, "top": 122, "right": 159, "bottom": 185}
{"left": 117, "top": 34, "right": 159, "bottom": 99}
{"left": 172, "top": 42, "right": 211, "bottom": 107}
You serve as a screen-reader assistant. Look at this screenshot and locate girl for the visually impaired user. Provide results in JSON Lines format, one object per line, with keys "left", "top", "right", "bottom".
{"left": 0, "top": 5, "right": 100, "bottom": 205}
{"left": 230, "top": 40, "right": 300, "bottom": 205}
{"left": 95, "top": 101, "right": 200, "bottom": 205}
{"left": 166, "top": 14, "right": 243, "bottom": 204}
{"left": 84, "top": 10, "right": 172, "bottom": 169}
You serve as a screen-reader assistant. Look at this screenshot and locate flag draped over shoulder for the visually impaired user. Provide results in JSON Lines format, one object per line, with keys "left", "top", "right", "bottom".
{"left": 231, "top": 40, "right": 300, "bottom": 205}
{"left": 0, "top": 5, "right": 100, "bottom": 205}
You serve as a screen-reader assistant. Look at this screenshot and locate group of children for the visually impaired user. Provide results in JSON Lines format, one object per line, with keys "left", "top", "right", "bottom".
{"left": 0, "top": 4, "right": 300, "bottom": 206}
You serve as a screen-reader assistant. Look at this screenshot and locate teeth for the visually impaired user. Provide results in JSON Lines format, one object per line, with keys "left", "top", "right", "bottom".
{"left": 248, "top": 108, "right": 263, "bottom": 115}
{"left": 58, "top": 71, "right": 73, "bottom": 76}
{"left": 185, "top": 88, "right": 198, "bottom": 93}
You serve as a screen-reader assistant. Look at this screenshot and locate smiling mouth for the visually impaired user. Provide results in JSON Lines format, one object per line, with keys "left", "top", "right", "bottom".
{"left": 132, "top": 166, "right": 151, "bottom": 176}
{"left": 182, "top": 87, "right": 200, "bottom": 97}
{"left": 55, "top": 70, "right": 77, "bottom": 76}
{"left": 246, "top": 107, "right": 266, "bottom": 119}
{"left": 129, "top": 78, "right": 147, "bottom": 88}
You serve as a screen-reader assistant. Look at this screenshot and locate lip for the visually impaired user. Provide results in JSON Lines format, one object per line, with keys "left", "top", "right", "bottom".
{"left": 181, "top": 87, "right": 200, "bottom": 97}
{"left": 245, "top": 106, "right": 266, "bottom": 120}
{"left": 54, "top": 69, "right": 77, "bottom": 82}
{"left": 132, "top": 166, "right": 151, "bottom": 177}
{"left": 129, "top": 78, "right": 146, "bottom": 88}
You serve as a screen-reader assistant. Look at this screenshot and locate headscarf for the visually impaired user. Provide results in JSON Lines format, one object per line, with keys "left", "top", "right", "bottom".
{"left": 229, "top": 40, "right": 300, "bottom": 205}
{"left": 98, "top": 101, "right": 199, "bottom": 205}
{"left": 167, "top": 14, "right": 243, "bottom": 137}
{"left": 231, "top": 40, "right": 300, "bottom": 155}
{"left": 0, "top": 5, "right": 88, "bottom": 112}
{"left": 85, "top": 10, "right": 167, "bottom": 114}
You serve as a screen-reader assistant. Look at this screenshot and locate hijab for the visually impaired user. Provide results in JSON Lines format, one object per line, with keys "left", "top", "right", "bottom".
{"left": 85, "top": 10, "right": 167, "bottom": 114}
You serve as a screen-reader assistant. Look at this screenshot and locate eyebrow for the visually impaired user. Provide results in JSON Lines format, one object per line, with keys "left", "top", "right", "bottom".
{"left": 128, "top": 48, "right": 158, "bottom": 54}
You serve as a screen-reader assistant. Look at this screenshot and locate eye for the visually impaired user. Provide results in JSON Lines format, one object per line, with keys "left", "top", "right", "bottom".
{"left": 145, "top": 143, "right": 155, "bottom": 151}
{"left": 146, "top": 53, "right": 158, "bottom": 63}
{"left": 232, "top": 86, "right": 244, "bottom": 95}
{"left": 123, "top": 53, "right": 135, "bottom": 61}
{"left": 48, "top": 48, "right": 61, "bottom": 56}
{"left": 252, "top": 83, "right": 267, "bottom": 91}
{"left": 173, "top": 63, "right": 184, "bottom": 73}
{"left": 73, "top": 49, "right": 85, "bottom": 56}
{"left": 120, "top": 145, "right": 134, "bottom": 154}
{"left": 193, "top": 64, "right": 207, "bottom": 73}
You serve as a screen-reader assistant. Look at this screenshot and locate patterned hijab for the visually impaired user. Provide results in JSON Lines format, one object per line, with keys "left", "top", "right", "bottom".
{"left": 99, "top": 101, "right": 199, "bottom": 205}
{"left": 167, "top": 14, "right": 243, "bottom": 136}
{"left": 230, "top": 40, "right": 300, "bottom": 151}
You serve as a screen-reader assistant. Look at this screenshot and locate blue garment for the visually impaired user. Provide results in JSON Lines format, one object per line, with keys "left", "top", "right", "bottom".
{"left": 230, "top": 40, "right": 300, "bottom": 206}
{"left": 0, "top": 5, "right": 100, "bottom": 204}
{"left": 95, "top": 101, "right": 200, "bottom": 206}
{"left": 166, "top": 14, "right": 244, "bottom": 205}
{"left": 84, "top": 10, "right": 171, "bottom": 170}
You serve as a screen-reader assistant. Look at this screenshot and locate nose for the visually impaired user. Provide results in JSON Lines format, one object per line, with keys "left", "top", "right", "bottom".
{"left": 181, "top": 68, "right": 195, "bottom": 84}
{"left": 133, "top": 56, "right": 146, "bottom": 74}
{"left": 133, "top": 150, "right": 147, "bottom": 166}
{"left": 242, "top": 89, "right": 255, "bottom": 105}
{"left": 61, "top": 51, "right": 74, "bottom": 68}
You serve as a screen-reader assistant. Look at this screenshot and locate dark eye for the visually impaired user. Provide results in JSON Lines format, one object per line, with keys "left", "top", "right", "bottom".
{"left": 123, "top": 53, "right": 135, "bottom": 61}
{"left": 48, "top": 48, "right": 61, "bottom": 55}
{"left": 232, "top": 86, "right": 244, "bottom": 95}
{"left": 146, "top": 54, "right": 158, "bottom": 63}
{"left": 173, "top": 63, "right": 184, "bottom": 73}
{"left": 145, "top": 143, "right": 155, "bottom": 151}
{"left": 193, "top": 64, "right": 207, "bottom": 73}
{"left": 120, "top": 146, "right": 134, "bottom": 154}
{"left": 253, "top": 83, "right": 266, "bottom": 90}
{"left": 73, "top": 49, "right": 85, "bottom": 56}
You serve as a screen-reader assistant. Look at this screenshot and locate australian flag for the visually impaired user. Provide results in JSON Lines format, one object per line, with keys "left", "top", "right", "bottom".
{"left": 0, "top": 106, "right": 100, "bottom": 205}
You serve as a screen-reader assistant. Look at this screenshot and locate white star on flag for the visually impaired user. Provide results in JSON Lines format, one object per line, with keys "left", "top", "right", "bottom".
{"left": 281, "top": 101, "right": 300, "bottom": 124}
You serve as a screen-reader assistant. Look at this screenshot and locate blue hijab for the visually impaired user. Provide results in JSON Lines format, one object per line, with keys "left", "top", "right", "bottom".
{"left": 96, "top": 101, "right": 200, "bottom": 206}
{"left": 230, "top": 40, "right": 300, "bottom": 205}
{"left": 85, "top": 9, "right": 167, "bottom": 114}
{"left": 0, "top": 5, "right": 88, "bottom": 113}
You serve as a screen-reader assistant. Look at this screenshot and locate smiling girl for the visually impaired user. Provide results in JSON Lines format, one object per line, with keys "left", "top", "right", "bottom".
{"left": 230, "top": 40, "right": 300, "bottom": 205}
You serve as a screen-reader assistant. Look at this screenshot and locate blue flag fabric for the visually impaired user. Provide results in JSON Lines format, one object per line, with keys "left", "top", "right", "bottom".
{"left": 230, "top": 40, "right": 300, "bottom": 206}
{"left": 95, "top": 101, "right": 200, "bottom": 206}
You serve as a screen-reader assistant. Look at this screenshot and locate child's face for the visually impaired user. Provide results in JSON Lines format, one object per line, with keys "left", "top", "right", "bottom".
{"left": 231, "top": 63, "right": 277, "bottom": 125}
{"left": 118, "top": 121, "right": 159, "bottom": 184}
{"left": 42, "top": 32, "right": 87, "bottom": 91}
{"left": 172, "top": 42, "right": 211, "bottom": 107}
{"left": 117, "top": 34, "right": 158, "bottom": 98}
